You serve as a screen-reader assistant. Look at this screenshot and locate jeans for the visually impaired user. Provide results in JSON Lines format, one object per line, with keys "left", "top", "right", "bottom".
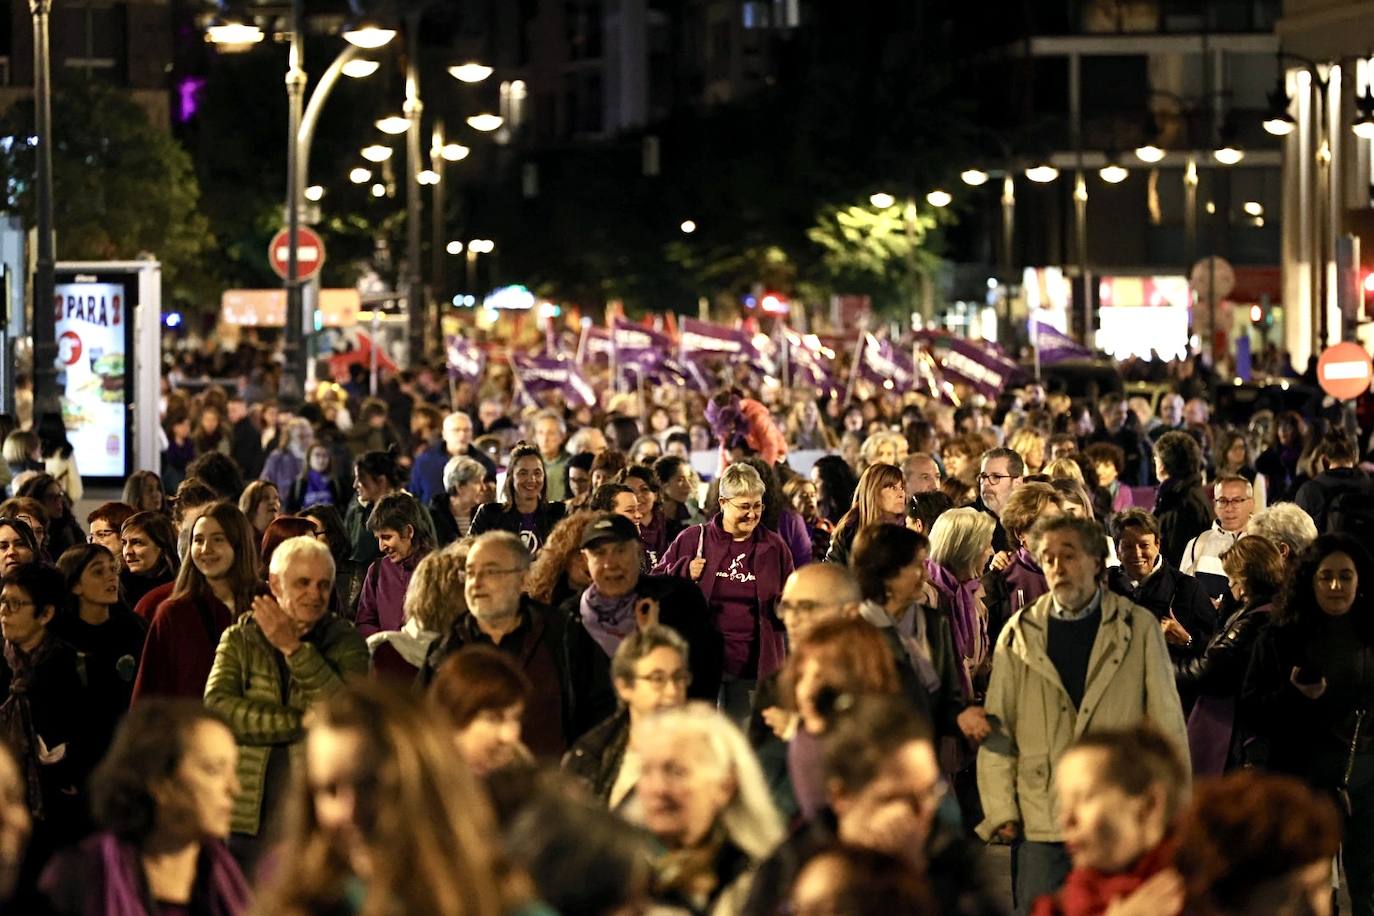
{"left": 1011, "top": 840, "right": 1071, "bottom": 916}
{"left": 718, "top": 677, "right": 756, "bottom": 726}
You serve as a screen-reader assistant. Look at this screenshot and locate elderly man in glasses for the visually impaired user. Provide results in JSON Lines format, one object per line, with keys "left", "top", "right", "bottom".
{"left": 1179, "top": 475, "right": 1255, "bottom": 602}
{"left": 973, "top": 447, "right": 1025, "bottom": 554}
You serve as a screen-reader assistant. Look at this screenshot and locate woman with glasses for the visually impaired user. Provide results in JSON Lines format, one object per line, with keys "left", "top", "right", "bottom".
{"left": 564, "top": 624, "right": 692, "bottom": 810}
{"left": 429, "top": 645, "right": 532, "bottom": 777}
{"left": 119, "top": 510, "right": 179, "bottom": 612}
{"left": 657, "top": 462, "right": 795, "bottom": 723}
{"left": 469, "top": 441, "right": 568, "bottom": 558}
{"left": 823, "top": 462, "right": 907, "bottom": 567}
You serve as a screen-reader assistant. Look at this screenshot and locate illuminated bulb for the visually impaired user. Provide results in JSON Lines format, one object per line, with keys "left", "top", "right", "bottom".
{"left": 361, "top": 145, "right": 393, "bottom": 162}
{"left": 1135, "top": 145, "right": 1166, "bottom": 163}
{"left": 370, "top": 183, "right": 386, "bottom": 198}
{"left": 1263, "top": 116, "right": 1296, "bottom": 136}
{"left": 869, "top": 192, "right": 896, "bottom": 208}
{"left": 1213, "top": 146, "right": 1245, "bottom": 165}
{"left": 446, "top": 241, "right": 464, "bottom": 255}
{"left": 348, "top": 167, "right": 371, "bottom": 184}
{"left": 466, "top": 114, "right": 504, "bottom": 132}
{"left": 341, "top": 59, "right": 379, "bottom": 79}
{"left": 1024, "top": 164, "right": 1059, "bottom": 183}
{"left": 206, "top": 20, "right": 264, "bottom": 45}
{"left": 925, "top": 189, "right": 952, "bottom": 208}
{"left": 449, "top": 62, "right": 494, "bottom": 83}
{"left": 1354, "top": 118, "right": 1374, "bottom": 140}
{"left": 440, "top": 143, "right": 470, "bottom": 161}
{"left": 304, "top": 185, "right": 324, "bottom": 201}
{"left": 1243, "top": 201, "right": 1264, "bottom": 216}
{"left": 1098, "top": 164, "right": 1128, "bottom": 184}
{"left": 680, "top": 220, "right": 696, "bottom": 234}
{"left": 375, "top": 116, "right": 411, "bottom": 135}
{"left": 1250, "top": 304, "right": 1263, "bottom": 322}
{"left": 417, "top": 169, "right": 440, "bottom": 185}
{"left": 343, "top": 23, "right": 396, "bottom": 50}
{"left": 960, "top": 169, "right": 989, "bottom": 187}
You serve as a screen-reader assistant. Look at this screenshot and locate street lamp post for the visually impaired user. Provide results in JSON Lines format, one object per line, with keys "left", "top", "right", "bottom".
{"left": 283, "top": 0, "right": 306, "bottom": 400}
{"left": 29, "top": 0, "right": 58, "bottom": 416}
{"left": 404, "top": 11, "right": 426, "bottom": 368}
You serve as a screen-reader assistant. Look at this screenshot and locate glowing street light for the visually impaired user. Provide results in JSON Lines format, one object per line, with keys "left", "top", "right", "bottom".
{"left": 370, "top": 183, "right": 387, "bottom": 198}
{"left": 925, "top": 189, "right": 952, "bottom": 208}
{"left": 680, "top": 220, "right": 697, "bottom": 234}
{"left": 417, "top": 169, "right": 440, "bottom": 185}
{"left": 375, "top": 115, "right": 411, "bottom": 135}
{"left": 960, "top": 169, "right": 989, "bottom": 186}
{"left": 205, "top": 19, "right": 264, "bottom": 46}
{"left": 1024, "top": 164, "right": 1060, "bottom": 183}
{"left": 869, "top": 192, "right": 896, "bottom": 208}
{"left": 439, "top": 143, "right": 470, "bottom": 161}
{"left": 466, "top": 113, "right": 504, "bottom": 132}
{"left": 1134, "top": 144, "right": 1166, "bottom": 163}
{"left": 349, "top": 167, "right": 372, "bottom": 184}
{"left": 342, "top": 21, "right": 396, "bottom": 49}
{"left": 1098, "top": 163, "right": 1129, "bottom": 184}
{"left": 304, "top": 185, "right": 324, "bottom": 201}
{"left": 449, "top": 62, "right": 494, "bottom": 83}
{"left": 446, "top": 241, "right": 464, "bottom": 255}
{"left": 341, "top": 59, "right": 380, "bottom": 79}
{"left": 361, "top": 144, "right": 393, "bottom": 163}
{"left": 1213, "top": 146, "right": 1245, "bottom": 165}
{"left": 1243, "top": 201, "right": 1264, "bottom": 216}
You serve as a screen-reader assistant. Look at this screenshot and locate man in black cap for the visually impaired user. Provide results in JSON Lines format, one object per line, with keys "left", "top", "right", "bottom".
{"left": 562, "top": 513, "right": 724, "bottom": 711}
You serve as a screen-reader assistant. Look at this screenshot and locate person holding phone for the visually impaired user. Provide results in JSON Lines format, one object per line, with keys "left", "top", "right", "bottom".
{"left": 1241, "top": 533, "right": 1374, "bottom": 915}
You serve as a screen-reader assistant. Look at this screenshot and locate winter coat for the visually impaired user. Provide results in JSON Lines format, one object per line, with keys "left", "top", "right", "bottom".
{"left": 1295, "top": 467, "right": 1374, "bottom": 533}
{"left": 1176, "top": 600, "right": 1272, "bottom": 775}
{"left": 353, "top": 549, "right": 427, "bottom": 637}
{"left": 822, "top": 519, "right": 857, "bottom": 567}
{"left": 654, "top": 515, "right": 794, "bottom": 681}
{"left": 557, "top": 573, "right": 725, "bottom": 707}
{"left": 561, "top": 709, "right": 631, "bottom": 803}
{"left": 1178, "top": 521, "right": 1245, "bottom": 602}
{"left": 130, "top": 594, "right": 236, "bottom": 703}
{"left": 408, "top": 439, "right": 450, "bottom": 505}
{"left": 420, "top": 596, "right": 590, "bottom": 756}
{"left": 204, "top": 616, "right": 368, "bottom": 835}
{"left": 1153, "top": 474, "right": 1214, "bottom": 568}
{"left": 982, "top": 547, "right": 1051, "bottom": 650}
{"left": 1107, "top": 561, "right": 1216, "bottom": 663}
{"left": 976, "top": 590, "right": 1189, "bottom": 843}
{"left": 857, "top": 601, "right": 966, "bottom": 739}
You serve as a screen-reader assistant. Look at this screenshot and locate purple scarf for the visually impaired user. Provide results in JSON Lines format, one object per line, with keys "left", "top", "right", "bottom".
{"left": 925, "top": 559, "right": 982, "bottom": 698}
{"left": 81, "top": 832, "right": 251, "bottom": 916}
{"left": 0, "top": 637, "right": 58, "bottom": 819}
{"left": 580, "top": 584, "right": 638, "bottom": 657}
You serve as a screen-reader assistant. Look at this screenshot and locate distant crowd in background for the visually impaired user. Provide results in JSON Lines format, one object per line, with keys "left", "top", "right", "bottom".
{"left": 0, "top": 334, "right": 1364, "bottom": 915}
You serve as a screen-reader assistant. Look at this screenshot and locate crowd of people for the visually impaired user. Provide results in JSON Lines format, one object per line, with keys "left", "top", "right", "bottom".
{"left": 0, "top": 348, "right": 1367, "bottom": 915}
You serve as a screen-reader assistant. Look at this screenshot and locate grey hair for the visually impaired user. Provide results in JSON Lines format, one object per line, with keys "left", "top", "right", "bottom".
{"left": 717, "top": 462, "right": 765, "bottom": 501}
{"left": 1246, "top": 503, "right": 1318, "bottom": 557}
{"left": 442, "top": 456, "right": 488, "bottom": 492}
{"left": 532, "top": 409, "right": 566, "bottom": 436}
{"left": 1029, "top": 515, "right": 1111, "bottom": 574}
{"left": 636, "top": 702, "right": 784, "bottom": 861}
{"left": 268, "top": 534, "right": 335, "bottom": 580}
{"left": 611, "top": 623, "right": 690, "bottom": 685}
{"left": 470, "top": 530, "right": 532, "bottom": 571}
{"left": 927, "top": 507, "right": 996, "bottom": 580}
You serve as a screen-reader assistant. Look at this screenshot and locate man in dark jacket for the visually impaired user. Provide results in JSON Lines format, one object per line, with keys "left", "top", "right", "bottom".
{"left": 421, "top": 530, "right": 592, "bottom": 756}
{"left": 227, "top": 395, "right": 266, "bottom": 481}
{"left": 1294, "top": 435, "right": 1374, "bottom": 533}
{"left": 1086, "top": 393, "right": 1152, "bottom": 487}
{"left": 1151, "top": 431, "right": 1213, "bottom": 567}
{"left": 559, "top": 513, "right": 723, "bottom": 712}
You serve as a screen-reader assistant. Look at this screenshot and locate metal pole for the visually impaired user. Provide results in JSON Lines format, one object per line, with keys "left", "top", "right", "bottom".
{"left": 404, "top": 12, "right": 425, "bottom": 370}
{"left": 29, "top": 0, "right": 58, "bottom": 417}
{"left": 283, "top": 0, "right": 306, "bottom": 398}
{"left": 431, "top": 120, "right": 446, "bottom": 351}
{"left": 297, "top": 45, "right": 360, "bottom": 192}
{"left": 1001, "top": 174, "right": 1015, "bottom": 334}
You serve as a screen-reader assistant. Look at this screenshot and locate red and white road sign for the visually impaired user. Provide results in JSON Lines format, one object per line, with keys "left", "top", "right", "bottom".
{"left": 1317, "top": 341, "right": 1374, "bottom": 400}
{"left": 268, "top": 227, "right": 326, "bottom": 281}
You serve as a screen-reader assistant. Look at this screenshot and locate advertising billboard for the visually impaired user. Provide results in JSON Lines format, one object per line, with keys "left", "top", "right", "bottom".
{"left": 53, "top": 271, "right": 136, "bottom": 481}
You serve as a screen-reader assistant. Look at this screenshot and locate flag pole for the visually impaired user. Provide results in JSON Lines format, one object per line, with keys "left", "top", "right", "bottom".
{"left": 1030, "top": 313, "right": 1042, "bottom": 381}
{"left": 507, "top": 354, "right": 534, "bottom": 408}
{"left": 843, "top": 322, "right": 866, "bottom": 406}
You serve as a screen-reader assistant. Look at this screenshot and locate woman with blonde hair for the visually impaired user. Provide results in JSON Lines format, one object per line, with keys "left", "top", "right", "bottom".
{"left": 926, "top": 507, "right": 995, "bottom": 698}
{"left": 1042, "top": 456, "right": 1085, "bottom": 484}
{"left": 785, "top": 399, "right": 838, "bottom": 451}
{"left": 858, "top": 430, "right": 906, "bottom": 472}
{"left": 524, "top": 511, "right": 597, "bottom": 607}
{"left": 368, "top": 546, "right": 467, "bottom": 681}
{"left": 1007, "top": 427, "right": 1047, "bottom": 477}
{"left": 636, "top": 702, "right": 784, "bottom": 915}
{"left": 256, "top": 680, "right": 520, "bottom": 916}
{"left": 823, "top": 462, "right": 907, "bottom": 567}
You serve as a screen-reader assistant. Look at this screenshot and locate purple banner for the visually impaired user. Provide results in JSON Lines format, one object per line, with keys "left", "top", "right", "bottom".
{"left": 858, "top": 333, "right": 915, "bottom": 389}
{"left": 679, "top": 317, "right": 758, "bottom": 362}
{"left": 511, "top": 354, "right": 597, "bottom": 408}
{"left": 612, "top": 317, "right": 672, "bottom": 353}
{"left": 935, "top": 337, "right": 1019, "bottom": 401}
{"left": 446, "top": 336, "right": 486, "bottom": 385}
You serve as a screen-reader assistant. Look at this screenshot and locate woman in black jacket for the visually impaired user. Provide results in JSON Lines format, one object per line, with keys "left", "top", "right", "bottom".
{"left": 1241, "top": 533, "right": 1374, "bottom": 916}
{"left": 469, "top": 442, "right": 567, "bottom": 558}
{"left": 1176, "top": 535, "right": 1284, "bottom": 776}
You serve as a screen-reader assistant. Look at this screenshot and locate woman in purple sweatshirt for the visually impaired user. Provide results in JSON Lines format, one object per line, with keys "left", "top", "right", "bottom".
{"left": 354, "top": 492, "right": 434, "bottom": 636}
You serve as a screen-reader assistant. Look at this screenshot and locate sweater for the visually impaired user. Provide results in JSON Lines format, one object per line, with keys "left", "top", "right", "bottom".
{"left": 353, "top": 549, "right": 426, "bottom": 637}
{"left": 130, "top": 594, "right": 235, "bottom": 704}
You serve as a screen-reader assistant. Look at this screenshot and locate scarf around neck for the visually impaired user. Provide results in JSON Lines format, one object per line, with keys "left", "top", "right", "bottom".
{"left": 925, "top": 559, "right": 982, "bottom": 698}
{"left": 580, "top": 583, "right": 639, "bottom": 656}
{"left": 0, "top": 636, "right": 59, "bottom": 818}
{"left": 91, "top": 831, "right": 252, "bottom": 916}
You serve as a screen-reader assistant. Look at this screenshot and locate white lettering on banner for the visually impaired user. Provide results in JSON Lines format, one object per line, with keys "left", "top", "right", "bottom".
{"left": 615, "top": 328, "right": 656, "bottom": 350}
{"left": 681, "top": 331, "right": 742, "bottom": 354}
{"left": 449, "top": 351, "right": 482, "bottom": 378}
{"left": 566, "top": 371, "right": 596, "bottom": 405}
{"left": 1323, "top": 361, "right": 1370, "bottom": 381}
{"left": 942, "top": 349, "right": 1005, "bottom": 391}
{"left": 863, "top": 336, "right": 913, "bottom": 385}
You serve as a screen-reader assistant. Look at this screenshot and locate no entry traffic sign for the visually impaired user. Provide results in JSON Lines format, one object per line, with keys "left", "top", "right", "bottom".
{"left": 1317, "top": 341, "right": 1373, "bottom": 400}
{"left": 268, "top": 227, "right": 326, "bottom": 281}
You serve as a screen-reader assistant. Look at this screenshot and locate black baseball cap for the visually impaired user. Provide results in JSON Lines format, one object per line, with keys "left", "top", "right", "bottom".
{"left": 581, "top": 513, "right": 640, "bottom": 549}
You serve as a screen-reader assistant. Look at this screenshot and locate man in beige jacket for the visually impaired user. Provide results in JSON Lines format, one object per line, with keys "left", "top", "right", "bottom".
{"left": 976, "top": 515, "right": 1188, "bottom": 914}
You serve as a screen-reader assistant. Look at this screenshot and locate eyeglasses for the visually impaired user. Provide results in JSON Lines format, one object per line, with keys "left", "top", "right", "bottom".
{"left": 978, "top": 473, "right": 1019, "bottom": 484}
{"left": 463, "top": 566, "right": 524, "bottom": 582}
{"left": 0, "top": 599, "right": 34, "bottom": 614}
{"left": 1215, "top": 497, "right": 1252, "bottom": 508}
{"left": 724, "top": 499, "right": 764, "bottom": 513}
{"left": 89, "top": 529, "right": 120, "bottom": 542}
{"left": 634, "top": 671, "right": 692, "bottom": 689}
{"left": 778, "top": 599, "right": 842, "bottom": 616}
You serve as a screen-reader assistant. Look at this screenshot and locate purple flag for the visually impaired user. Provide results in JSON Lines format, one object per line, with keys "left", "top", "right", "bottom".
{"left": 1029, "top": 318, "right": 1093, "bottom": 365}
{"left": 612, "top": 317, "right": 672, "bottom": 353}
{"left": 679, "top": 318, "right": 759, "bottom": 362}
{"left": 858, "top": 334, "right": 915, "bottom": 389}
{"left": 511, "top": 354, "right": 597, "bottom": 408}
{"left": 446, "top": 336, "right": 485, "bottom": 385}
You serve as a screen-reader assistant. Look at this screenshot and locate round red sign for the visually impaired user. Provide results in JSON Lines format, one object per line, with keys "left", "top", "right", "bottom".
{"left": 268, "top": 227, "right": 326, "bottom": 281}
{"left": 1316, "top": 341, "right": 1374, "bottom": 400}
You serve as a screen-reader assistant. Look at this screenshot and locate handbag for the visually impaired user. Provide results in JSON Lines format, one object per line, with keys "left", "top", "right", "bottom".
{"left": 1338, "top": 708, "right": 1366, "bottom": 817}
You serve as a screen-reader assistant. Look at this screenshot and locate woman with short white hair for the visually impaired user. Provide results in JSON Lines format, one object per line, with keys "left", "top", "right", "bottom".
{"left": 926, "top": 507, "right": 996, "bottom": 699}
{"left": 656, "top": 463, "right": 795, "bottom": 721}
{"left": 858, "top": 430, "right": 907, "bottom": 471}
{"left": 635, "top": 702, "right": 784, "bottom": 915}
